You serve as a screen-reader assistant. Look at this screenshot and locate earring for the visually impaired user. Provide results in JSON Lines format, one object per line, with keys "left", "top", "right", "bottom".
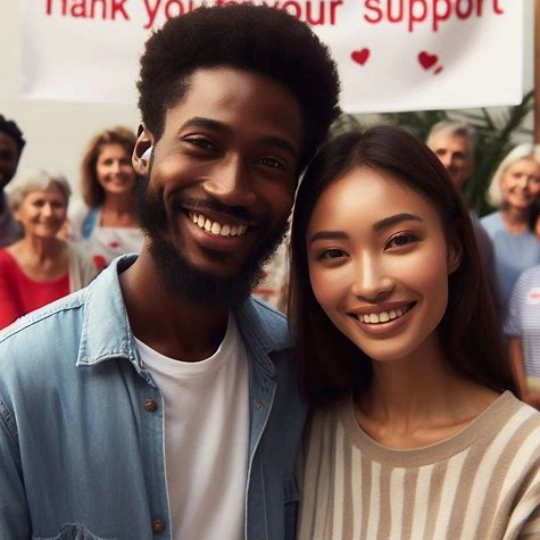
{"left": 141, "top": 147, "right": 153, "bottom": 163}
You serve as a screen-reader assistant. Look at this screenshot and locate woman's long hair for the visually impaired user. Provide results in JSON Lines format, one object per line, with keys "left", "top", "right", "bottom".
{"left": 289, "top": 126, "right": 518, "bottom": 408}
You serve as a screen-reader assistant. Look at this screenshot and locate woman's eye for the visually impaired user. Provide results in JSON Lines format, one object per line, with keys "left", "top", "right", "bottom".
{"left": 320, "top": 248, "right": 345, "bottom": 260}
{"left": 386, "top": 233, "right": 417, "bottom": 249}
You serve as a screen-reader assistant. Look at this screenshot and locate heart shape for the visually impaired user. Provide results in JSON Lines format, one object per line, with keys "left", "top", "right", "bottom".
{"left": 418, "top": 51, "right": 438, "bottom": 70}
{"left": 351, "top": 48, "right": 370, "bottom": 66}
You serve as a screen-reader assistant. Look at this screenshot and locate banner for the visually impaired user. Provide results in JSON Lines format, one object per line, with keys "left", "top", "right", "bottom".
{"left": 19, "top": 0, "right": 523, "bottom": 112}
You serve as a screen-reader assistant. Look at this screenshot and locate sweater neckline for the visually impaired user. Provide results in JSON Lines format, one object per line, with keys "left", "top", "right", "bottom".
{"left": 342, "top": 390, "right": 515, "bottom": 467}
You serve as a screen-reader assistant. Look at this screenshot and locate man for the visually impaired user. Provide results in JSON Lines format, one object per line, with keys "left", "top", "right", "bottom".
{"left": 0, "top": 6, "right": 340, "bottom": 539}
{"left": 426, "top": 120, "right": 503, "bottom": 319}
{"left": 0, "top": 114, "right": 24, "bottom": 246}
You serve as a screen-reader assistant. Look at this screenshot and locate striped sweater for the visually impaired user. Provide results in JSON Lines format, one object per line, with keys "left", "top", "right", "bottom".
{"left": 298, "top": 391, "right": 540, "bottom": 540}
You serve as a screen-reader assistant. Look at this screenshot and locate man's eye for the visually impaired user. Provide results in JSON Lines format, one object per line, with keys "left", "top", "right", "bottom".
{"left": 257, "top": 156, "right": 285, "bottom": 169}
{"left": 185, "top": 137, "right": 217, "bottom": 151}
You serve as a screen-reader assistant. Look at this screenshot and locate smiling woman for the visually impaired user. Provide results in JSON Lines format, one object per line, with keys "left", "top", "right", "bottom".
{"left": 0, "top": 170, "right": 97, "bottom": 330}
{"left": 290, "top": 126, "right": 540, "bottom": 539}
{"left": 69, "top": 126, "right": 144, "bottom": 270}
{"left": 481, "top": 144, "right": 540, "bottom": 309}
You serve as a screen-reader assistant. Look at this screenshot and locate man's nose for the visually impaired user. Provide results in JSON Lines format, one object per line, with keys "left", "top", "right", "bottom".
{"left": 203, "top": 156, "right": 257, "bottom": 207}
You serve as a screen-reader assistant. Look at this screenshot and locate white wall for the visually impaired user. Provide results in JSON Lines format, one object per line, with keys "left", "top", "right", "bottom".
{"left": 0, "top": 0, "right": 536, "bottom": 194}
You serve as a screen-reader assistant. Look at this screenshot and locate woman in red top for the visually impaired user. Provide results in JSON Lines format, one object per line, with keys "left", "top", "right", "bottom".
{"left": 0, "top": 170, "right": 97, "bottom": 330}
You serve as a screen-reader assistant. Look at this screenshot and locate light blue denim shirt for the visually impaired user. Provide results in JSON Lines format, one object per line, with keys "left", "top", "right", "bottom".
{"left": 0, "top": 255, "right": 306, "bottom": 540}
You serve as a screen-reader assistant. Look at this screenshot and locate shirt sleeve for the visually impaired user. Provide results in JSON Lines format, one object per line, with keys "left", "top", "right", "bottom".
{"left": 0, "top": 395, "right": 32, "bottom": 537}
{"left": 504, "top": 271, "right": 528, "bottom": 337}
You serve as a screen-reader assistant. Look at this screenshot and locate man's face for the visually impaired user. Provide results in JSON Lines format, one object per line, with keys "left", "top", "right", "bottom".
{"left": 0, "top": 132, "right": 21, "bottom": 190}
{"left": 427, "top": 132, "right": 473, "bottom": 191}
{"left": 133, "top": 67, "right": 303, "bottom": 305}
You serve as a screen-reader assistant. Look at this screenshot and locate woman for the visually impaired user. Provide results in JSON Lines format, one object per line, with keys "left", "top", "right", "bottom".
{"left": 0, "top": 170, "right": 97, "bottom": 330}
{"left": 290, "top": 127, "right": 540, "bottom": 539}
{"left": 481, "top": 144, "right": 540, "bottom": 309}
{"left": 69, "top": 126, "right": 143, "bottom": 270}
{"left": 505, "top": 197, "right": 540, "bottom": 407}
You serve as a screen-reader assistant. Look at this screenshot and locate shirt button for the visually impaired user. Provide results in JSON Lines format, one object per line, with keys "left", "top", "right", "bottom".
{"left": 254, "top": 400, "right": 263, "bottom": 410}
{"left": 144, "top": 399, "right": 158, "bottom": 412}
{"left": 152, "top": 519, "right": 165, "bottom": 533}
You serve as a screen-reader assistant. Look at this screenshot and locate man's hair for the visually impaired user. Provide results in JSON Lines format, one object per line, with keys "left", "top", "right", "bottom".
{"left": 426, "top": 120, "right": 477, "bottom": 155}
{"left": 0, "top": 115, "right": 26, "bottom": 155}
{"left": 137, "top": 5, "right": 341, "bottom": 172}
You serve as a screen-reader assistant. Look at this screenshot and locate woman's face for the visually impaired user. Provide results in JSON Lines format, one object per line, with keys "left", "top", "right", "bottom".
{"left": 306, "top": 166, "right": 460, "bottom": 364}
{"left": 15, "top": 184, "right": 68, "bottom": 239}
{"left": 95, "top": 143, "right": 136, "bottom": 197}
{"left": 500, "top": 158, "right": 540, "bottom": 211}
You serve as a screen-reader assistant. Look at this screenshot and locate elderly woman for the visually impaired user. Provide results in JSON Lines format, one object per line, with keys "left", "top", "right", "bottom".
{"left": 0, "top": 170, "right": 97, "bottom": 330}
{"left": 481, "top": 143, "right": 540, "bottom": 310}
{"left": 69, "top": 126, "right": 143, "bottom": 270}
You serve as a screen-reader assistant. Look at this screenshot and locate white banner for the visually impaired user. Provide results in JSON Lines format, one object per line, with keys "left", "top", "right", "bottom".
{"left": 19, "top": 0, "right": 523, "bottom": 113}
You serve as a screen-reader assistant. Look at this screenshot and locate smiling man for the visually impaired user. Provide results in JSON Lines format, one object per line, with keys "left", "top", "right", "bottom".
{"left": 0, "top": 115, "right": 25, "bottom": 247}
{"left": 0, "top": 6, "right": 340, "bottom": 540}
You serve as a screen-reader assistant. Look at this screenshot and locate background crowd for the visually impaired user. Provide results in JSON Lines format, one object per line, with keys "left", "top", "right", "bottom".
{"left": 1, "top": 112, "right": 540, "bottom": 405}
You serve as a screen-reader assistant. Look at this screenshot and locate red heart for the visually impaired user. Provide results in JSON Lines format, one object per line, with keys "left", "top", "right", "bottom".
{"left": 351, "top": 48, "right": 370, "bottom": 66}
{"left": 418, "top": 51, "right": 438, "bottom": 70}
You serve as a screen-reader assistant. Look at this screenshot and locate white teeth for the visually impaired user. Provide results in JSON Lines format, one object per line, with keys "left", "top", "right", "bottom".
{"left": 361, "top": 306, "right": 410, "bottom": 325}
{"left": 190, "top": 212, "right": 248, "bottom": 237}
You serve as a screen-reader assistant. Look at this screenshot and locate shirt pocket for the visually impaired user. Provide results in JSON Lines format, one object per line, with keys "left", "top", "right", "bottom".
{"left": 33, "top": 523, "right": 114, "bottom": 540}
{"left": 284, "top": 475, "right": 300, "bottom": 540}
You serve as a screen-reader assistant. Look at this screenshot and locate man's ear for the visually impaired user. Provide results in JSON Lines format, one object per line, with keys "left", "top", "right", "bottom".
{"left": 447, "top": 236, "right": 463, "bottom": 275}
{"left": 132, "top": 124, "right": 153, "bottom": 176}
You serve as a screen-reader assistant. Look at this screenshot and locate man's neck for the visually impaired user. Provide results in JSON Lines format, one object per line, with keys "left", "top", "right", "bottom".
{"left": 119, "top": 255, "right": 231, "bottom": 361}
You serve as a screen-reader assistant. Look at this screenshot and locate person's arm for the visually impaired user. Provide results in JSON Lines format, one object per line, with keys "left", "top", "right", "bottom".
{"left": 509, "top": 337, "right": 528, "bottom": 397}
{"left": 0, "top": 395, "right": 31, "bottom": 536}
{"left": 0, "top": 254, "right": 24, "bottom": 330}
{"left": 509, "top": 337, "right": 540, "bottom": 409}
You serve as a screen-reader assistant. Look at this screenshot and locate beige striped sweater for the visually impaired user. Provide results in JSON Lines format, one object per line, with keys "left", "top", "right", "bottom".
{"left": 298, "top": 391, "right": 540, "bottom": 540}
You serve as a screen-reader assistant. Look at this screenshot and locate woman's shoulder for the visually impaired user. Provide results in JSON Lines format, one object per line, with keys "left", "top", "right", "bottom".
{"left": 479, "top": 211, "right": 502, "bottom": 234}
{"left": 68, "top": 200, "right": 100, "bottom": 241}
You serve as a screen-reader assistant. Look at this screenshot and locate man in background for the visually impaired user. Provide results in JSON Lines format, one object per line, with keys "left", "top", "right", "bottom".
{"left": 0, "top": 114, "right": 24, "bottom": 246}
{"left": 427, "top": 120, "right": 503, "bottom": 319}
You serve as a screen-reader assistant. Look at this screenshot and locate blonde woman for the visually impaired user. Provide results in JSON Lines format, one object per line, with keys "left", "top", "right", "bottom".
{"left": 481, "top": 144, "right": 540, "bottom": 308}
{"left": 0, "top": 170, "right": 97, "bottom": 330}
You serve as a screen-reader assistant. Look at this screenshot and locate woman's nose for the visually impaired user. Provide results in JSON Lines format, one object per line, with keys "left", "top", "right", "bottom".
{"left": 350, "top": 256, "right": 394, "bottom": 301}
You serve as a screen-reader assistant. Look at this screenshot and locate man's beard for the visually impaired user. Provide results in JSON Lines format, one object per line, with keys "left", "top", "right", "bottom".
{"left": 135, "top": 174, "right": 289, "bottom": 307}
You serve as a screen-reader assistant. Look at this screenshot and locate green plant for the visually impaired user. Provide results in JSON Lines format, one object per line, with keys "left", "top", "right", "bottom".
{"left": 331, "top": 91, "right": 534, "bottom": 216}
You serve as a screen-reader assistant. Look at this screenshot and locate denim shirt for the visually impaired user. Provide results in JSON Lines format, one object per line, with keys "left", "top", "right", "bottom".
{"left": 0, "top": 255, "right": 306, "bottom": 540}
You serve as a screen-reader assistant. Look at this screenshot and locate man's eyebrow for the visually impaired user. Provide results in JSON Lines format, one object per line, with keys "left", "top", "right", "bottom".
{"left": 309, "top": 213, "right": 423, "bottom": 244}
{"left": 179, "top": 116, "right": 299, "bottom": 156}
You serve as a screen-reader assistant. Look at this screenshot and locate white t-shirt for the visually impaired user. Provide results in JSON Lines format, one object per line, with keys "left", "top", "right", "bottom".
{"left": 136, "top": 314, "right": 249, "bottom": 540}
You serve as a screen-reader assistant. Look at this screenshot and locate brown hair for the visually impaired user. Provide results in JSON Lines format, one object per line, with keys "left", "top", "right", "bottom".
{"left": 289, "top": 126, "right": 518, "bottom": 408}
{"left": 80, "top": 126, "right": 136, "bottom": 207}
